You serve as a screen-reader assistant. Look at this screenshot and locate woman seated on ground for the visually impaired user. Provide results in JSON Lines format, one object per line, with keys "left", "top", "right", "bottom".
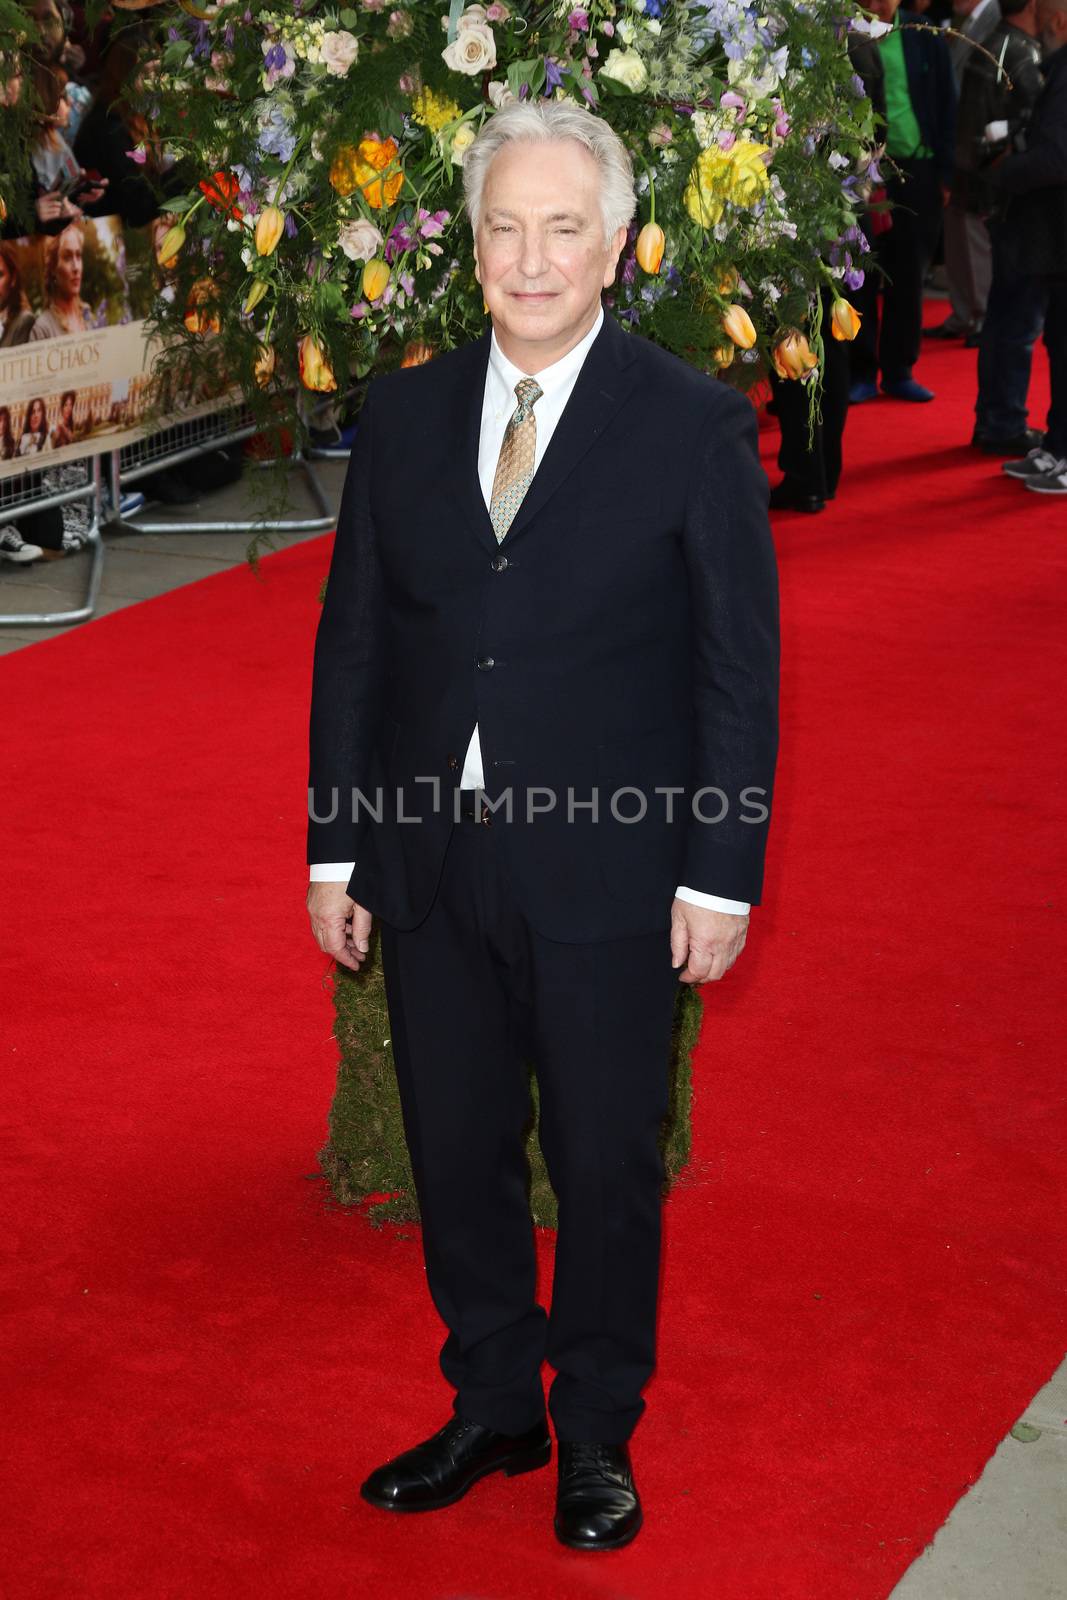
{"left": 0, "top": 244, "right": 36, "bottom": 347}
{"left": 18, "top": 399, "right": 51, "bottom": 456}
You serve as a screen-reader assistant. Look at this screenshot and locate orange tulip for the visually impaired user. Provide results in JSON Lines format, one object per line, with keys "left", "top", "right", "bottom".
{"left": 329, "top": 138, "right": 403, "bottom": 209}
{"left": 0, "top": 195, "right": 7, "bottom": 224}
{"left": 830, "top": 298, "right": 862, "bottom": 342}
{"left": 198, "top": 169, "right": 243, "bottom": 220}
{"left": 713, "top": 344, "right": 734, "bottom": 370}
{"left": 771, "top": 329, "right": 818, "bottom": 380}
{"left": 635, "top": 221, "right": 665, "bottom": 275}
{"left": 183, "top": 278, "right": 221, "bottom": 335}
{"left": 361, "top": 259, "right": 390, "bottom": 302}
{"left": 255, "top": 205, "right": 285, "bottom": 257}
{"left": 298, "top": 334, "right": 337, "bottom": 393}
{"left": 400, "top": 340, "right": 435, "bottom": 368}
{"left": 722, "top": 303, "right": 757, "bottom": 349}
{"left": 253, "top": 343, "right": 276, "bottom": 388}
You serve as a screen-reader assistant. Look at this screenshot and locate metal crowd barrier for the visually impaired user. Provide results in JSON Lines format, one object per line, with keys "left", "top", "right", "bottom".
{"left": 0, "top": 455, "right": 105, "bottom": 628}
{"left": 112, "top": 402, "right": 334, "bottom": 535}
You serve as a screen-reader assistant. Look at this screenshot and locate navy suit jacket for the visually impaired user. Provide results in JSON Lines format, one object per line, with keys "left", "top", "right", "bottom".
{"left": 307, "top": 309, "right": 779, "bottom": 942}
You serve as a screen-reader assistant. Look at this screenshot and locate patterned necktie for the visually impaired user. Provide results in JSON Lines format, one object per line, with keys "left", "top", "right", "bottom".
{"left": 489, "top": 377, "right": 543, "bottom": 543}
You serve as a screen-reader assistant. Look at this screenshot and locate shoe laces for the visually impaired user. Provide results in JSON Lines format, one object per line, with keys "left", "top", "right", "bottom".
{"left": 562, "top": 1442, "right": 622, "bottom": 1479}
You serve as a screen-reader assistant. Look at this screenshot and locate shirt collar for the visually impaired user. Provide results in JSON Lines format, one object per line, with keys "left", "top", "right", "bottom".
{"left": 487, "top": 305, "right": 604, "bottom": 409}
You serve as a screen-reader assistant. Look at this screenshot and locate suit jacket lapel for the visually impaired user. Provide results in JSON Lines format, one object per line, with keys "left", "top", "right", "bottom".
{"left": 501, "top": 311, "right": 639, "bottom": 547}
{"left": 451, "top": 327, "right": 499, "bottom": 557}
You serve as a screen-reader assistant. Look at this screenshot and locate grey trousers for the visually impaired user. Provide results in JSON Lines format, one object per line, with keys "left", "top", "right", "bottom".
{"left": 944, "top": 200, "right": 992, "bottom": 333}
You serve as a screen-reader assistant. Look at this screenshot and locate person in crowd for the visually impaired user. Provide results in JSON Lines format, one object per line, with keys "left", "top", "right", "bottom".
{"left": 850, "top": 1, "right": 957, "bottom": 404}
{"left": 74, "top": 26, "right": 175, "bottom": 228}
{"left": 49, "top": 389, "right": 77, "bottom": 448}
{"left": 18, "top": 398, "right": 50, "bottom": 455}
{"left": 938, "top": 0, "right": 1005, "bottom": 341}
{"left": 29, "top": 220, "right": 93, "bottom": 339}
{"left": 307, "top": 100, "right": 778, "bottom": 1554}
{"left": 996, "top": 0, "right": 1067, "bottom": 492}
{"left": 767, "top": 293, "right": 853, "bottom": 513}
{"left": 968, "top": 0, "right": 1046, "bottom": 451}
{"left": 0, "top": 242, "right": 36, "bottom": 345}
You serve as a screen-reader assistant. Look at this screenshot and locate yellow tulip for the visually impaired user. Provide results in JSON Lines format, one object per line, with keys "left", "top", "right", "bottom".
{"left": 156, "top": 222, "right": 186, "bottom": 268}
{"left": 243, "top": 279, "right": 269, "bottom": 314}
{"left": 722, "top": 304, "right": 757, "bottom": 349}
{"left": 717, "top": 266, "right": 738, "bottom": 296}
{"left": 298, "top": 334, "right": 337, "bottom": 393}
{"left": 362, "top": 258, "right": 391, "bottom": 302}
{"left": 255, "top": 205, "right": 285, "bottom": 257}
{"left": 253, "top": 342, "right": 276, "bottom": 388}
{"left": 771, "top": 330, "right": 818, "bottom": 381}
{"left": 635, "top": 221, "right": 665, "bottom": 275}
{"left": 685, "top": 140, "right": 771, "bottom": 229}
{"left": 830, "top": 298, "right": 862, "bottom": 342}
{"left": 713, "top": 344, "right": 735, "bottom": 370}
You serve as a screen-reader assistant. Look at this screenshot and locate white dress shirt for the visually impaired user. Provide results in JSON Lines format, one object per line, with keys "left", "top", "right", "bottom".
{"left": 310, "top": 307, "right": 749, "bottom": 916}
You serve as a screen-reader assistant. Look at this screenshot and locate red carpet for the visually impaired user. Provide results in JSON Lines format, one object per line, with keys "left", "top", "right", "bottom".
{"left": 2, "top": 331, "right": 1065, "bottom": 1600}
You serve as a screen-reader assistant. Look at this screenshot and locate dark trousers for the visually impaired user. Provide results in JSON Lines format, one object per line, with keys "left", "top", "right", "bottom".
{"left": 771, "top": 295, "right": 852, "bottom": 498}
{"left": 976, "top": 221, "right": 1048, "bottom": 442}
{"left": 853, "top": 160, "right": 944, "bottom": 385}
{"left": 1043, "top": 278, "right": 1067, "bottom": 459}
{"left": 379, "top": 817, "right": 680, "bottom": 1444}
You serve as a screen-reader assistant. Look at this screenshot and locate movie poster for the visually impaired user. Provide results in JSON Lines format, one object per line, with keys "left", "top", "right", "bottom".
{"left": 0, "top": 214, "right": 231, "bottom": 481}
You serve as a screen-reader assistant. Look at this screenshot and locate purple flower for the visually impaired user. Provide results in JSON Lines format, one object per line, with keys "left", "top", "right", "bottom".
{"left": 568, "top": 8, "right": 590, "bottom": 29}
{"left": 193, "top": 21, "right": 211, "bottom": 60}
{"left": 544, "top": 57, "right": 564, "bottom": 94}
{"left": 284, "top": 214, "right": 298, "bottom": 238}
{"left": 844, "top": 267, "right": 865, "bottom": 290}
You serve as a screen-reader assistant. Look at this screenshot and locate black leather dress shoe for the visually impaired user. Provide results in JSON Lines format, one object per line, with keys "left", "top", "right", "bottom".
{"left": 554, "top": 1442, "right": 642, "bottom": 1551}
{"left": 360, "top": 1415, "right": 551, "bottom": 1512}
{"left": 768, "top": 478, "right": 825, "bottom": 515}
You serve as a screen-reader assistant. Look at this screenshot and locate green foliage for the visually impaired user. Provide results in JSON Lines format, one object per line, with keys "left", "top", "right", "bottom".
{"left": 123, "top": 0, "right": 878, "bottom": 443}
{"left": 320, "top": 937, "right": 699, "bottom": 1229}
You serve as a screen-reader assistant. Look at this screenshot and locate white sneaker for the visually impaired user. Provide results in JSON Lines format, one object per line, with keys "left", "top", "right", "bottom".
{"left": 0, "top": 525, "right": 45, "bottom": 564}
{"left": 1002, "top": 448, "right": 1061, "bottom": 482}
{"left": 1026, "top": 459, "right": 1067, "bottom": 495}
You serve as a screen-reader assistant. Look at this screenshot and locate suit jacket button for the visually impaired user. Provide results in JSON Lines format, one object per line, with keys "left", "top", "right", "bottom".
{"left": 492, "top": 554, "right": 509, "bottom": 571}
{"left": 477, "top": 656, "right": 495, "bottom": 671}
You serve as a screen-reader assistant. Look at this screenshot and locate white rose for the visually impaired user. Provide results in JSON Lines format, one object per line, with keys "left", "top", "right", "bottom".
{"left": 338, "top": 218, "right": 384, "bottom": 261}
{"left": 487, "top": 79, "right": 516, "bottom": 109}
{"left": 599, "top": 47, "right": 648, "bottom": 93}
{"left": 321, "top": 30, "right": 360, "bottom": 76}
{"left": 442, "top": 21, "right": 496, "bottom": 75}
{"left": 456, "top": 4, "right": 490, "bottom": 29}
{"left": 617, "top": 18, "right": 636, "bottom": 44}
{"left": 449, "top": 122, "right": 477, "bottom": 165}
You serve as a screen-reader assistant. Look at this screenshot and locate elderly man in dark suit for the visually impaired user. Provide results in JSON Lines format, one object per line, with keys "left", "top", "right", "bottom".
{"left": 305, "top": 101, "right": 779, "bottom": 1551}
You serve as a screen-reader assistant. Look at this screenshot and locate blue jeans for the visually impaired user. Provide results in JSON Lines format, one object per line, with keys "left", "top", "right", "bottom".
{"left": 976, "top": 223, "right": 1048, "bottom": 441}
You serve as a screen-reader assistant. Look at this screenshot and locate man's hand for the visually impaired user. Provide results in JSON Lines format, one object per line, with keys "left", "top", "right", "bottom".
{"left": 670, "top": 899, "right": 749, "bottom": 985}
{"left": 307, "top": 882, "right": 373, "bottom": 973}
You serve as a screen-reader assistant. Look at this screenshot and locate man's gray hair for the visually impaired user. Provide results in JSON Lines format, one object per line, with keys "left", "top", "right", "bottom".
{"left": 462, "top": 101, "right": 637, "bottom": 244}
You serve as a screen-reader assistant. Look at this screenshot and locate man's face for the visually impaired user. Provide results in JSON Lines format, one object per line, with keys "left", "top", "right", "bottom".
{"left": 865, "top": 0, "right": 902, "bottom": 21}
{"left": 474, "top": 138, "right": 626, "bottom": 368}
{"left": 55, "top": 230, "right": 82, "bottom": 299}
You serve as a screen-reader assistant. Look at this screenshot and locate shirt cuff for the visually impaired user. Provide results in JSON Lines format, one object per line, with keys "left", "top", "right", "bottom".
{"left": 674, "top": 886, "right": 751, "bottom": 916}
{"left": 309, "top": 862, "right": 356, "bottom": 882}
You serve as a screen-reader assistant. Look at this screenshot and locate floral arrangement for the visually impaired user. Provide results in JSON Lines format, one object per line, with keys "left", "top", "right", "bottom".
{"left": 128, "top": 0, "right": 880, "bottom": 418}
